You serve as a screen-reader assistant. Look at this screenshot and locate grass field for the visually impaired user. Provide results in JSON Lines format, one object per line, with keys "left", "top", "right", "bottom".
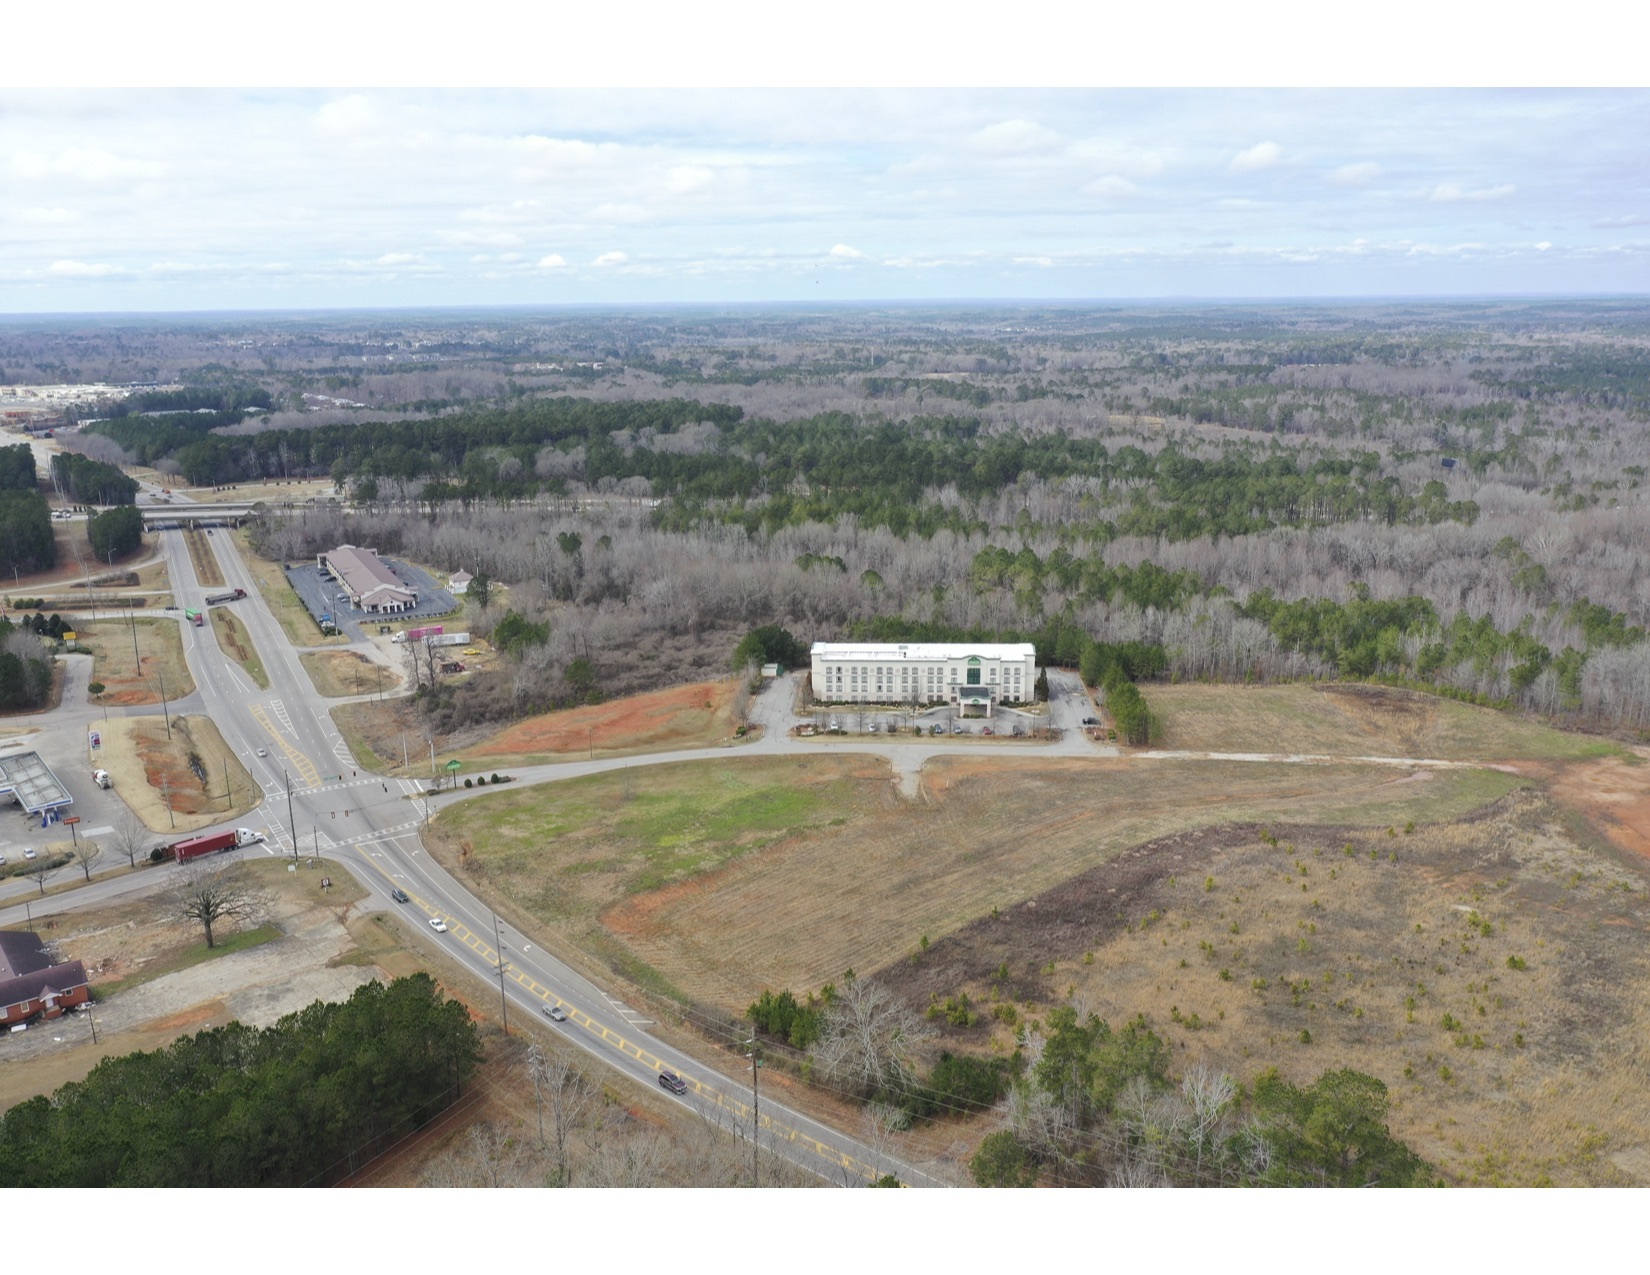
{"left": 100, "top": 714, "right": 261, "bottom": 832}
{"left": 76, "top": 616, "right": 195, "bottom": 706}
{"left": 884, "top": 786, "right": 1650, "bottom": 1186}
{"left": 209, "top": 607, "right": 270, "bottom": 690}
{"left": 1149, "top": 682, "right": 1624, "bottom": 763}
{"left": 300, "top": 650, "right": 403, "bottom": 699}
{"left": 423, "top": 752, "right": 1524, "bottom": 1010}
{"left": 231, "top": 530, "right": 347, "bottom": 646}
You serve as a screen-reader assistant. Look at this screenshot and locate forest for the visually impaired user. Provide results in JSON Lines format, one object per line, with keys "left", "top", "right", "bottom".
{"left": 25, "top": 300, "right": 1650, "bottom": 738}
{"left": 0, "top": 975, "right": 480, "bottom": 1187}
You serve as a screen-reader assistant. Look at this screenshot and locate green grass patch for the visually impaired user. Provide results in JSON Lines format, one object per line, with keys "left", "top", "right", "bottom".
{"left": 94, "top": 924, "right": 281, "bottom": 997}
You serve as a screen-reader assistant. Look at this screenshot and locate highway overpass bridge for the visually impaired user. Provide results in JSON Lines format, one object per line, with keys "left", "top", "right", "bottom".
{"left": 139, "top": 501, "right": 261, "bottom": 528}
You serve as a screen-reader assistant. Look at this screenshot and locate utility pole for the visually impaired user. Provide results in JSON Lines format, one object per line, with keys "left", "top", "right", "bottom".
{"left": 87, "top": 1005, "right": 98, "bottom": 1046}
{"left": 527, "top": 1042, "right": 546, "bottom": 1146}
{"left": 401, "top": 731, "right": 408, "bottom": 770}
{"left": 284, "top": 768, "right": 297, "bottom": 859}
{"left": 157, "top": 669, "right": 171, "bottom": 740}
{"left": 222, "top": 758, "right": 230, "bottom": 811}
{"left": 492, "top": 910, "right": 510, "bottom": 1036}
{"left": 745, "top": 1031, "right": 761, "bottom": 1188}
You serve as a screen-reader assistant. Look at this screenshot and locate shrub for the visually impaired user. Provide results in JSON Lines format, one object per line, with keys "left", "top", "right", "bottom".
{"left": 1506, "top": 955, "right": 1528, "bottom": 971}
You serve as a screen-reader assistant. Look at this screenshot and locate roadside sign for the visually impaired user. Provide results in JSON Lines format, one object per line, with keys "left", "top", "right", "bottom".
{"left": 63, "top": 816, "right": 80, "bottom": 826}
{"left": 444, "top": 759, "right": 462, "bottom": 771}
{"left": 89, "top": 730, "right": 101, "bottom": 748}
{"left": 62, "top": 630, "right": 76, "bottom": 641}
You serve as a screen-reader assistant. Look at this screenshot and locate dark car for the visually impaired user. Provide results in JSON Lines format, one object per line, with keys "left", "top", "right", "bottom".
{"left": 390, "top": 887, "right": 410, "bottom": 903}
{"left": 658, "top": 1069, "right": 688, "bottom": 1094}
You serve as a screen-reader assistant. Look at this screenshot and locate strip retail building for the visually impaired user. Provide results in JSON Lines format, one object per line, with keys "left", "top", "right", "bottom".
{"left": 809, "top": 642, "right": 1036, "bottom": 715}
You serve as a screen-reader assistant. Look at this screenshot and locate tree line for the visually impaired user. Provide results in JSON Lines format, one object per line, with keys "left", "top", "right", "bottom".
{"left": 0, "top": 975, "right": 481, "bottom": 1187}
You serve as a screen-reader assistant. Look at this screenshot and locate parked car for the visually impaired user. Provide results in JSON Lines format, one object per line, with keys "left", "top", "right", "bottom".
{"left": 658, "top": 1069, "right": 688, "bottom": 1094}
{"left": 543, "top": 1004, "right": 569, "bottom": 1022}
{"left": 390, "top": 888, "right": 410, "bottom": 903}
{"left": 23, "top": 847, "right": 37, "bottom": 859}
{"left": 429, "top": 917, "right": 448, "bottom": 933}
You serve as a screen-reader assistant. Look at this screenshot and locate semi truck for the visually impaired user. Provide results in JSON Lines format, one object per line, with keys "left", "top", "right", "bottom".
{"left": 392, "top": 625, "right": 443, "bottom": 644}
{"left": 162, "top": 828, "right": 263, "bottom": 862}
{"left": 204, "top": 588, "right": 247, "bottom": 605}
{"left": 186, "top": 609, "right": 204, "bottom": 627}
{"left": 428, "top": 632, "right": 470, "bottom": 648}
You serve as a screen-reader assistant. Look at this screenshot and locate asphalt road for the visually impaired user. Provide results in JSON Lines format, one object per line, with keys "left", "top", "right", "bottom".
{"left": 3, "top": 522, "right": 952, "bottom": 1187}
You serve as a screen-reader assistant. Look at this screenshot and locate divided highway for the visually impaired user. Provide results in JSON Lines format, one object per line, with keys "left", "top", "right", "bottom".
{"left": 8, "top": 522, "right": 948, "bottom": 1188}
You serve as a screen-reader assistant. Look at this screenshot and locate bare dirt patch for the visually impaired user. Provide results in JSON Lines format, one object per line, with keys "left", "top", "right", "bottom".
{"left": 208, "top": 606, "right": 269, "bottom": 689}
{"left": 1542, "top": 748, "right": 1650, "bottom": 862}
{"left": 301, "top": 649, "right": 403, "bottom": 699}
{"left": 99, "top": 714, "right": 260, "bottom": 833}
{"left": 876, "top": 788, "right": 1650, "bottom": 1186}
{"left": 462, "top": 678, "right": 751, "bottom": 763}
{"left": 76, "top": 616, "right": 194, "bottom": 706}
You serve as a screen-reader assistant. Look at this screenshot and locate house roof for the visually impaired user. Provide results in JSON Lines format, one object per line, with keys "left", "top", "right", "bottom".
{"left": 811, "top": 642, "right": 1036, "bottom": 662}
{"left": 323, "top": 545, "right": 415, "bottom": 604}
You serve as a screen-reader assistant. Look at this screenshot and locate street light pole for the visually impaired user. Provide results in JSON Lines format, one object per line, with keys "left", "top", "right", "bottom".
{"left": 745, "top": 1032, "right": 761, "bottom": 1188}
{"left": 284, "top": 768, "right": 297, "bottom": 859}
{"left": 492, "top": 910, "right": 510, "bottom": 1035}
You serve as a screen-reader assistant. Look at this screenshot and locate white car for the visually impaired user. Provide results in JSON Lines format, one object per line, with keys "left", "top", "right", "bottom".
{"left": 429, "top": 917, "right": 449, "bottom": 933}
{"left": 256, "top": 748, "right": 267, "bottom": 758}
{"left": 23, "top": 847, "right": 38, "bottom": 859}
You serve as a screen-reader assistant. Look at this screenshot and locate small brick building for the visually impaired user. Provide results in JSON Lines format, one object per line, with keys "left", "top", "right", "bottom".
{"left": 1, "top": 930, "right": 90, "bottom": 1029}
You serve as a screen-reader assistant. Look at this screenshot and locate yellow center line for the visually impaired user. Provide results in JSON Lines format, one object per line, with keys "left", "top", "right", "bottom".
{"left": 248, "top": 701, "right": 321, "bottom": 787}
{"left": 351, "top": 854, "right": 888, "bottom": 1183}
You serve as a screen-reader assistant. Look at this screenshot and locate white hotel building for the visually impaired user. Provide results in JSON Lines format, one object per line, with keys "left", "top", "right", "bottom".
{"left": 809, "top": 641, "right": 1037, "bottom": 716}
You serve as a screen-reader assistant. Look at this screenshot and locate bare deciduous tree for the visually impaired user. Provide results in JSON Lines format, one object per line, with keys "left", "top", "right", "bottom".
{"left": 814, "top": 976, "right": 933, "bottom": 1101}
{"left": 109, "top": 809, "right": 151, "bottom": 868}
{"left": 170, "top": 860, "right": 269, "bottom": 948}
{"left": 74, "top": 837, "right": 104, "bottom": 882}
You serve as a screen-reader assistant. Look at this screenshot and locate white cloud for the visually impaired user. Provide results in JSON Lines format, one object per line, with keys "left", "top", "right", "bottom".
{"left": 1428, "top": 183, "right": 1515, "bottom": 202}
{"left": 47, "top": 259, "right": 121, "bottom": 277}
{"left": 537, "top": 253, "right": 568, "bottom": 268}
{"left": 592, "top": 251, "right": 628, "bottom": 266}
{"left": 969, "top": 119, "right": 1062, "bottom": 156}
{"left": 13, "top": 147, "right": 163, "bottom": 183}
{"left": 446, "top": 229, "right": 525, "bottom": 247}
{"left": 828, "top": 244, "right": 865, "bottom": 259}
{"left": 375, "top": 252, "right": 421, "bottom": 266}
{"left": 1014, "top": 256, "right": 1055, "bottom": 267}
{"left": 313, "top": 94, "right": 382, "bottom": 136}
{"left": 587, "top": 202, "right": 650, "bottom": 224}
{"left": 665, "top": 164, "right": 714, "bottom": 194}
{"left": 1535, "top": 241, "right": 1552, "bottom": 251}
{"left": 1230, "top": 141, "right": 1283, "bottom": 172}
{"left": 1084, "top": 175, "right": 1138, "bottom": 198}
{"left": 1328, "top": 161, "right": 1381, "bottom": 185}
{"left": 11, "top": 206, "right": 81, "bottom": 225}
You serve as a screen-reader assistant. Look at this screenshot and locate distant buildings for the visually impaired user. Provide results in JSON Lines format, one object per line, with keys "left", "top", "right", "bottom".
{"left": 1, "top": 930, "right": 90, "bottom": 1029}
{"left": 809, "top": 641, "right": 1037, "bottom": 717}
{"left": 448, "top": 570, "right": 473, "bottom": 595}
{"left": 318, "top": 545, "right": 416, "bottom": 613}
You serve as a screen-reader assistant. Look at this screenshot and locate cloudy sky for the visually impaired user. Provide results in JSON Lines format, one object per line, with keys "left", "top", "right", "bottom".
{"left": 3, "top": 88, "right": 1646, "bottom": 312}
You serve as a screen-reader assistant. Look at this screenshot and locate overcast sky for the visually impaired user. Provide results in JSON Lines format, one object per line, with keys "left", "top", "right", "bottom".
{"left": 3, "top": 88, "right": 1646, "bottom": 312}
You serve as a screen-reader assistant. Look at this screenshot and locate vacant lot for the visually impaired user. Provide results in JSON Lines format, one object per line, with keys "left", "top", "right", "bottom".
{"left": 0, "top": 857, "right": 381, "bottom": 1112}
{"left": 334, "top": 677, "right": 750, "bottom": 775}
{"left": 232, "top": 530, "right": 347, "bottom": 646}
{"left": 77, "top": 616, "right": 194, "bottom": 706}
{"left": 209, "top": 607, "right": 270, "bottom": 690}
{"left": 1149, "top": 682, "right": 1623, "bottom": 763}
{"left": 426, "top": 750, "right": 1521, "bottom": 1009}
{"left": 462, "top": 678, "right": 750, "bottom": 763}
{"left": 881, "top": 787, "right": 1650, "bottom": 1187}
{"left": 301, "top": 649, "right": 403, "bottom": 699}
{"left": 100, "top": 714, "right": 260, "bottom": 832}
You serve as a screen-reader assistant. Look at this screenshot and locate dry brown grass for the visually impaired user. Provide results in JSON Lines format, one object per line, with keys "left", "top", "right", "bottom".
{"left": 183, "top": 527, "right": 224, "bottom": 588}
{"left": 885, "top": 788, "right": 1650, "bottom": 1186}
{"left": 209, "top": 607, "right": 269, "bottom": 689}
{"left": 77, "top": 616, "right": 195, "bottom": 706}
{"left": 1150, "top": 682, "right": 1622, "bottom": 763}
{"left": 460, "top": 678, "right": 749, "bottom": 764}
{"left": 98, "top": 714, "right": 261, "bottom": 833}
{"left": 301, "top": 650, "right": 404, "bottom": 699}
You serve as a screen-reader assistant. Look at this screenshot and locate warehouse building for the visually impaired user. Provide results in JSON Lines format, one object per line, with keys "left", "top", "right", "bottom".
{"left": 318, "top": 545, "right": 417, "bottom": 614}
{"left": 809, "top": 641, "right": 1037, "bottom": 716}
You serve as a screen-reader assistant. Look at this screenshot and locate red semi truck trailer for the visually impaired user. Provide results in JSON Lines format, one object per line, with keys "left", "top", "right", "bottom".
{"left": 162, "top": 828, "right": 263, "bottom": 862}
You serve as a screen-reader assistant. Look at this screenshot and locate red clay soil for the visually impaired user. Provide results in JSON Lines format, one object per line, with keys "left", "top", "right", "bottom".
{"left": 464, "top": 679, "right": 741, "bottom": 758}
{"left": 1543, "top": 750, "right": 1650, "bottom": 862}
